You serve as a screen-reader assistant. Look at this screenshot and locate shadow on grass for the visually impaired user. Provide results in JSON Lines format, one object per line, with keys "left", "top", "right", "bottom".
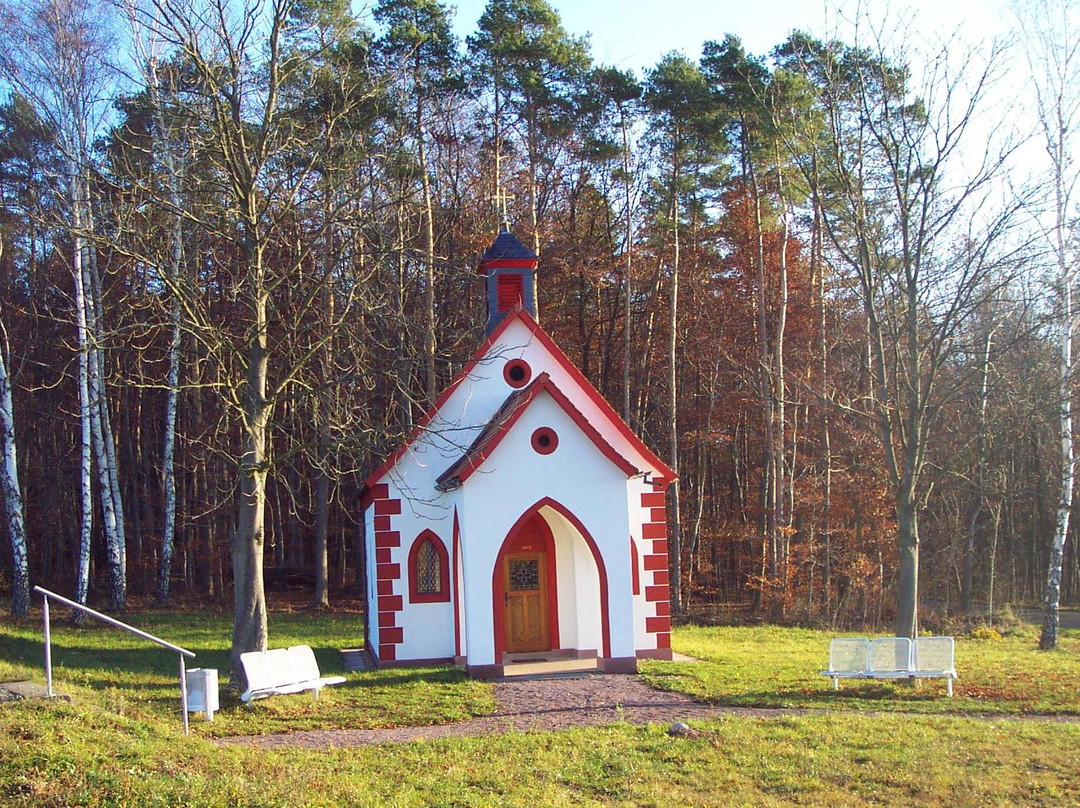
{"left": 352, "top": 667, "right": 474, "bottom": 688}
{"left": 708, "top": 684, "right": 956, "bottom": 709}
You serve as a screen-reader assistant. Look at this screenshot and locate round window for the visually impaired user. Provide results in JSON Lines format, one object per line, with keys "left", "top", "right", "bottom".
{"left": 531, "top": 427, "right": 558, "bottom": 455}
{"left": 504, "top": 358, "right": 531, "bottom": 388}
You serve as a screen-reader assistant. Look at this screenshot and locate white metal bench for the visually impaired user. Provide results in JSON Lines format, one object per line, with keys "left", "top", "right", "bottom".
{"left": 240, "top": 645, "right": 347, "bottom": 704}
{"left": 822, "top": 636, "right": 958, "bottom": 696}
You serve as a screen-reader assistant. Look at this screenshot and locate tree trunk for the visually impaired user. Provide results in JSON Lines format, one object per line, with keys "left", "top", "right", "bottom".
{"left": 896, "top": 494, "right": 919, "bottom": 639}
{"left": 82, "top": 203, "right": 125, "bottom": 611}
{"left": 231, "top": 225, "right": 271, "bottom": 683}
{"left": 963, "top": 324, "right": 993, "bottom": 614}
{"left": 71, "top": 166, "right": 93, "bottom": 613}
{"left": 1042, "top": 275, "right": 1072, "bottom": 650}
{"left": 157, "top": 275, "right": 182, "bottom": 605}
{"left": 667, "top": 183, "right": 682, "bottom": 616}
{"left": 0, "top": 318, "right": 29, "bottom": 618}
{"left": 418, "top": 94, "right": 437, "bottom": 404}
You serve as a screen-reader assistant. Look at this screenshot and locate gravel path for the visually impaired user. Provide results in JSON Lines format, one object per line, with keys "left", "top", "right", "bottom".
{"left": 216, "top": 674, "right": 1080, "bottom": 750}
{"left": 217, "top": 675, "right": 796, "bottom": 749}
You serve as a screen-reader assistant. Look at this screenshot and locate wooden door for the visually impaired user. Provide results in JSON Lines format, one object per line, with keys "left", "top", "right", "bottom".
{"left": 503, "top": 551, "right": 549, "bottom": 653}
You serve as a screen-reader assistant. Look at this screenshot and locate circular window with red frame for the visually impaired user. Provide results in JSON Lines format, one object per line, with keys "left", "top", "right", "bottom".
{"left": 504, "top": 358, "right": 532, "bottom": 388}
{"left": 531, "top": 427, "right": 558, "bottom": 455}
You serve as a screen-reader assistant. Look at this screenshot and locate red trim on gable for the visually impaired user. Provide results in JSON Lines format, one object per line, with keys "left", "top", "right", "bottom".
{"left": 447, "top": 373, "right": 640, "bottom": 488}
{"left": 359, "top": 307, "right": 674, "bottom": 507}
{"left": 359, "top": 309, "right": 535, "bottom": 505}
{"left": 506, "top": 311, "right": 676, "bottom": 484}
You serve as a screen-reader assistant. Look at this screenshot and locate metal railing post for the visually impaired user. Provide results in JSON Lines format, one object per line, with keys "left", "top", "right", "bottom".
{"left": 42, "top": 595, "right": 53, "bottom": 698}
{"left": 180, "top": 654, "right": 189, "bottom": 736}
{"left": 33, "top": 586, "right": 197, "bottom": 735}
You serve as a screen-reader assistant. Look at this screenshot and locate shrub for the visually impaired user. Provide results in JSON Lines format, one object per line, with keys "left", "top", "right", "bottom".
{"left": 970, "top": 625, "right": 1002, "bottom": 641}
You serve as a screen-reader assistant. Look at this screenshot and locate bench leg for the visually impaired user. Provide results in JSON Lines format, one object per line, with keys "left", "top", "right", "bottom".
{"left": 947, "top": 678, "right": 953, "bottom": 698}
{"left": 833, "top": 677, "right": 839, "bottom": 691}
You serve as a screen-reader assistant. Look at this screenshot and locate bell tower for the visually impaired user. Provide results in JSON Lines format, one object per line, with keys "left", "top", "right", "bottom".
{"left": 479, "top": 225, "right": 539, "bottom": 335}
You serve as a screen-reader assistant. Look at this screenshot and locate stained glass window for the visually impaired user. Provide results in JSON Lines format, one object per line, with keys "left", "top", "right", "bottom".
{"left": 508, "top": 559, "right": 540, "bottom": 591}
{"left": 416, "top": 540, "right": 441, "bottom": 595}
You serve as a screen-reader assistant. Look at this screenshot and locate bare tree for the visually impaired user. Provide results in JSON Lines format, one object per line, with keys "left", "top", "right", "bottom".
{"left": 129, "top": 0, "right": 375, "bottom": 679}
{"left": 790, "top": 20, "right": 1026, "bottom": 638}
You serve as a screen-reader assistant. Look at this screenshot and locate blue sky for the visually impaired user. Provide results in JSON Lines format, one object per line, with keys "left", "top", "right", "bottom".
{"left": 445, "top": 0, "right": 1013, "bottom": 74}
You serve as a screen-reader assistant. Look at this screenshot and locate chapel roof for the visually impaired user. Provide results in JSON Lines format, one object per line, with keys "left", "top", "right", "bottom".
{"left": 478, "top": 226, "right": 537, "bottom": 270}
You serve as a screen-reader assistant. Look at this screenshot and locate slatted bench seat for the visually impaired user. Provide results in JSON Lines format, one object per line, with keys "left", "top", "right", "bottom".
{"left": 240, "top": 645, "right": 347, "bottom": 704}
{"left": 822, "top": 636, "right": 958, "bottom": 696}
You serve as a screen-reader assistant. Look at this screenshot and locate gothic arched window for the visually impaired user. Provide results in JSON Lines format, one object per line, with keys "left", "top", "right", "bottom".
{"left": 408, "top": 531, "right": 450, "bottom": 603}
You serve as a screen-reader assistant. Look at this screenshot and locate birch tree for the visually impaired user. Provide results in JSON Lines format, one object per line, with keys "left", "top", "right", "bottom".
{"left": 0, "top": 0, "right": 127, "bottom": 610}
{"left": 0, "top": 239, "right": 28, "bottom": 618}
{"left": 1014, "top": 0, "right": 1080, "bottom": 651}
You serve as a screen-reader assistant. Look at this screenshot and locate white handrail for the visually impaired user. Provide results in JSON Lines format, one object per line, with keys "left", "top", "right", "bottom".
{"left": 34, "top": 586, "right": 198, "bottom": 735}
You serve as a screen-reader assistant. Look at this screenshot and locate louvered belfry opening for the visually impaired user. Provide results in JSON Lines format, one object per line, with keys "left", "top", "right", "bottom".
{"left": 479, "top": 225, "right": 538, "bottom": 335}
{"left": 497, "top": 273, "right": 525, "bottom": 312}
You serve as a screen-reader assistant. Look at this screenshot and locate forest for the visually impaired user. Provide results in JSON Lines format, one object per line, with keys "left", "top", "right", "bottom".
{"left": 0, "top": 0, "right": 1076, "bottom": 653}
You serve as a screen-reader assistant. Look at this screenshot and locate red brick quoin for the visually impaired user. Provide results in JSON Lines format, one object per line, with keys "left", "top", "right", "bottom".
{"left": 369, "top": 484, "right": 404, "bottom": 661}
{"left": 640, "top": 488, "right": 671, "bottom": 653}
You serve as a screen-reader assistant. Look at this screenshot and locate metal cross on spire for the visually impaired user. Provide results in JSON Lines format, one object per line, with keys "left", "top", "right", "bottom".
{"left": 492, "top": 184, "right": 515, "bottom": 231}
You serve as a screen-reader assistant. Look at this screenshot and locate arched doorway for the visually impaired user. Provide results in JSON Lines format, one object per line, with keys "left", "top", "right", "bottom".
{"left": 491, "top": 499, "right": 611, "bottom": 664}
{"left": 492, "top": 512, "right": 559, "bottom": 659}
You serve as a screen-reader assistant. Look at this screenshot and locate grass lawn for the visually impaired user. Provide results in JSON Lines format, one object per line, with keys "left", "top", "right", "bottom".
{"left": 1, "top": 602, "right": 1079, "bottom": 806}
{"left": 639, "top": 623, "right": 1080, "bottom": 715}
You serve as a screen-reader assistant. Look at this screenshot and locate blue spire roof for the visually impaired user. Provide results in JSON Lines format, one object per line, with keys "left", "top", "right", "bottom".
{"left": 480, "top": 226, "right": 537, "bottom": 265}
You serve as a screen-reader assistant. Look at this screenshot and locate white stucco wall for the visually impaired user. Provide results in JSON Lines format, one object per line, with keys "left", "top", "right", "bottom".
{"left": 456, "top": 392, "right": 637, "bottom": 666}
